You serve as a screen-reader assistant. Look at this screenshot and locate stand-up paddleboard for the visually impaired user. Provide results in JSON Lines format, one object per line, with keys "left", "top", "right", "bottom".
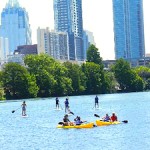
{"left": 93, "top": 107, "right": 101, "bottom": 110}
{"left": 22, "top": 115, "right": 28, "bottom": 118}
{"left": 65, "top": 113, "right": 73, "bottom": 116}
{"left": 54, "top": 108, "right": 62, "bottom": 111}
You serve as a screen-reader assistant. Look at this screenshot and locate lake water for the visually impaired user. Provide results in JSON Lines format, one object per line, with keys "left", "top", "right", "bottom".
{"left": 0, "top": 92, "right": 150, "bottom": 150}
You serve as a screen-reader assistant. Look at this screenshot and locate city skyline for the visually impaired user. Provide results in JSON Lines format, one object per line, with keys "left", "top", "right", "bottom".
{"left": 0, "top": 0, "right": 150, "bottom": 60}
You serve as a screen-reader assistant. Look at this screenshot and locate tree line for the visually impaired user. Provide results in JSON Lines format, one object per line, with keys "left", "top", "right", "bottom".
{"left": 0, "top": 44, "right": 150, "bottom": 100}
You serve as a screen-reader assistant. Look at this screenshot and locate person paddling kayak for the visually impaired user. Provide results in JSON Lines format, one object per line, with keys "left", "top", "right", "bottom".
{"left": 102, "top": 114, "right": 111, "bottom": 122}
{"left": 110, "top": 112, "right": 118, "bottom": 122}
{"left": 21, "top": 101, "right": 27, "bottom": 116}
{"left": 74, "top": 116, "right": 84, "bottom": 125}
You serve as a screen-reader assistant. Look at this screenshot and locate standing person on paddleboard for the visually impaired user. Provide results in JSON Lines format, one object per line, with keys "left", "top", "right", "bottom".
{"left": 64, "top": 98, "right": 69, "bottom": 113}
{"left": 95, "top": 95, "right": 99, "bottom": 108}
{"left": 55, "top": 97, "right": 59, "bottom": 109}
{"left": 21, "top": 101, "right": 27, "bottom": 116}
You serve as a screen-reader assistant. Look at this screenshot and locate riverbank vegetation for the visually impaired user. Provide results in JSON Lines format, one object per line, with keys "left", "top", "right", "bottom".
{"left": 0, "top": 44, "right": 149, "bottom": 100}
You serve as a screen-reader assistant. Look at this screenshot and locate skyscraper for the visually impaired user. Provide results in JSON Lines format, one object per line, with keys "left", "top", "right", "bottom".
{"left": 53, "top": 0, "right": 84, "bottom": 61}
{"left": 112, "top": 0, "right": 145, "bottom": 61}
{"left": 0, "top": 0, "right": 31, "bottom": 57}
{"left": 37, "top": 27, "right": 69, "bottom": 60}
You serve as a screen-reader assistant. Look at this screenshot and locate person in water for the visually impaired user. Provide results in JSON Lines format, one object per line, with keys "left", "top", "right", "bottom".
{"left": 102, "top": 114, "right": 110, "bottom": 122}
{"left": 55, "top": 97, "right": 59, "bottom": 109}
{"left": 95, "top": 95, "right": 99, "bottom": 108}
{"left": 64, "top": 98, "right": 69, "bottom": 113}
{"left": 21, "top": 101, "right": 27, "bottom": 116}
{"left": 74, "top": 116, "right": 84, "bottom": 125}
{"left": 110, "top": 113, "right": 118, "bottom": 122}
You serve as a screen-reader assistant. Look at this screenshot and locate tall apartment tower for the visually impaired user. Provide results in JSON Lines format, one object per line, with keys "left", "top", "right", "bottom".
{"left": 37, "top": 27, "right": 69, "bottom": 60}
{"left": 53, "top": 0, "right": 84, "bottom": 61}
{"left": 112, "top": 0, "right": 145, "bottom": 62}
{"left": 0, "top": 0, "right": 32, "bottom": 57}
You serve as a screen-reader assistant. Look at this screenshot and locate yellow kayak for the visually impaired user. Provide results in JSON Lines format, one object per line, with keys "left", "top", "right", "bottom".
{"left": 57, "top": 122, "right": 94, "bottom": 129}
{"left": 96, "top": 120, "right": 121, "bottom": 126}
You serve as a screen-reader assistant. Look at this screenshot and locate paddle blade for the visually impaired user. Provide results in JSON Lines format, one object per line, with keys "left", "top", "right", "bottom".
{"left": 70, "top": 112, "right": 74, "bottom": 115}
{"left": 12, "top": 110, "right": 15, "bottom": 113}
{"left": 58, "top": 122, "right": 64, "bottom": 125}
{"left": 122, "top": 120, "right": 128, "bottom": 123}
{"left": 94, "top": 114, "right": 100, "bottom": 118}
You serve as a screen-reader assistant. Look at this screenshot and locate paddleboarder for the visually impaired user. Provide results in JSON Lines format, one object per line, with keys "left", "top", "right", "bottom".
{"left": 95, "top": 95, "right": 99, "bottom": 108}
{"left": 21, "top": 101, "right": 27, "bottom": 116}
{"left": 55, "top": 97, "right": 59, "bottom": 109}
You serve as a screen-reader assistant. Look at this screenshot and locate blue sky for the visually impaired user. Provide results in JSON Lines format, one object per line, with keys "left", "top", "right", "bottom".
{"left": 0, "top": 0, "right": 150, "bottom": 60}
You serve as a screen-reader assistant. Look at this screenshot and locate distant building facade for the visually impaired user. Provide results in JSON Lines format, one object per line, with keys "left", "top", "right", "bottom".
{"left": 37, "top": 27, "right": 69, "bottom": 60}
{"left": 83, "top": 30, "right": 96, "bottom": 60}
{"left": 14, "top": 44, "right": 37, "bottom": 55}
{"left": 0, "top": 0, "right": 32, "bottom": 58}
{"left": 53, "top": 0, "right": 84, "bottom": 61}
{"left": 0, "top": 37, "right": 9, "bottom": 62}
{"left": 112, "top": 0, "right": 145, "bottom": 61}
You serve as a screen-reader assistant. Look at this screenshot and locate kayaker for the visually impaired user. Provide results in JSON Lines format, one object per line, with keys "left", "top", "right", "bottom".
{"left": 21, "top": 101, "right": 27, "bottom": 116}
{"left": 110, "top": 112, "right": 118, "bottom": 122}
{"left": 55, "top": 97, "right": 59, "bottom": 109}
{"left": 64, "top": 98, "right": 69, "bottom": 113}
{"left": 74, "top": 116, "right": 84, "bottom": 125}
{"left": 63, "top": 114, "right": 73, "bottom": 126}
{"left": 95, "top": 95, "right": 99, "bottom": 108}
{"left": 102, "top": 114, "right": 110, "bottom": 122}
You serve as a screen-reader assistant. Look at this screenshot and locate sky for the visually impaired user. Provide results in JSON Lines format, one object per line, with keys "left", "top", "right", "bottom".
{"left": 0, "top": 0, "right": 150, "bottom": 60}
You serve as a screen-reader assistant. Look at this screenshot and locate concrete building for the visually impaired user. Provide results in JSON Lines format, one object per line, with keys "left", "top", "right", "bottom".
{"left": 0, "top": 37, "right": 9, "bottom": 62}
{"left": 37, "top": 27, "right": 69, "bottom": 60}
{"left": 14, "top": 44, "right": 37, "bottom": 55}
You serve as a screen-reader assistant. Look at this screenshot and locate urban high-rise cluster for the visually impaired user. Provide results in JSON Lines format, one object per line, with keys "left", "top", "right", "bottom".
{"left": 38, "top": 0, "right": 93, "bottom": 61}
{"left": 0, "top": 0, "right": 147, "bottom": 65}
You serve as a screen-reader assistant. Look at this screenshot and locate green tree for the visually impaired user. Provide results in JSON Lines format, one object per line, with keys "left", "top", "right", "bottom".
{"left": 52, "top": 62, "right": 73, "bottom": 96}
{"left": 1, "top": 63, "right": 38, "bottom": 99}
{"left": 24, "top": 54, "right": 73, "bottom": 97}
{"left": 63, "top": 62, "right": 86, "bottom": 95}
{"left": 112, "top": 59, "right": 144, "bottom": 92}
{"left": 82, "top": 62, "right": 103, "bottom": 94}
{"left": 86, "top": 44, "right": 103, "bottom": 66}
{"left": 104, "top": 71, "right": 118, "bottom": 93}
{"left": 24, "top": 54, "right": 56, "bottom": 97}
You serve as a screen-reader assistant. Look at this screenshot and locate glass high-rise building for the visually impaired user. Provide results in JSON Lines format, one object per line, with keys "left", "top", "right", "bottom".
{"left": 112, "top": 0, "right": 145, "bottom": 61}
{"left": 53, "top": 0, "right": 84, "bottom": 61}
{"left": 0, "top": 0, "right": 31, "bottom": 56}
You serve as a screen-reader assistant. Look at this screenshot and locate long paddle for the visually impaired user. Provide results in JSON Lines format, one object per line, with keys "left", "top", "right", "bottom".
{"left": 12, "top": 107, "right": 21, "bottom": 113}
{"left": 94, "top": 114, "right": 128, "bottom": 123}
{"left": 60, "top": 104, "right": 63, "bottom": 110}
{"left": 69, "top": 111, "right": 74, "bottom": 115}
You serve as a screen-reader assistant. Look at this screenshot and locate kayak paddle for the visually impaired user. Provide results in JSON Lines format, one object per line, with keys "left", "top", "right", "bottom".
{"left": 58, "top": 122, "right": 64, "bottom": 125}
{"left": 94, "top": 114, "right": 100, "bottom": 118}
{"left": 69, "top": 111, "right": 74, "bottom": 115}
